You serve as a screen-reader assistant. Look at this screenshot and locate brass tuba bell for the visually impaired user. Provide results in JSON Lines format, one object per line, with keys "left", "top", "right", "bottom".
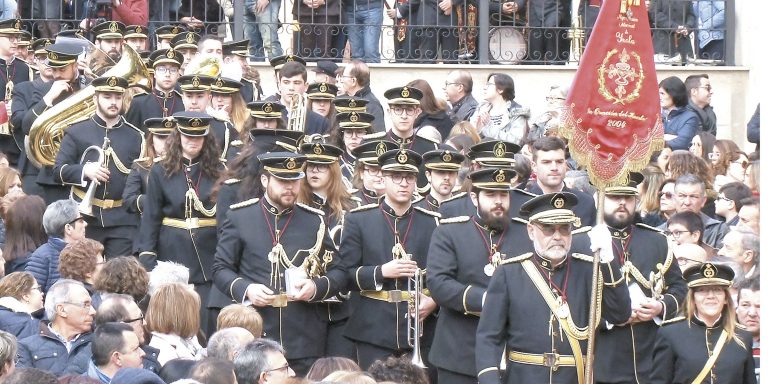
{"left": 26, "top": 44, "right": 151, "bottom": 168}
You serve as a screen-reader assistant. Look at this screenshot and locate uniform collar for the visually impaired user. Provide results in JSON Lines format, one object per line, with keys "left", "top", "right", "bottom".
{"left": 425, "top": 193, "right": 440, "bottom": 209}
{"left": 311, "top": 192, "right": 326, "bottom": 208}
{"left": 692, "top": 313, "right": 723, "bottom": 328}
{"left": 182, "top": 156, "right": 200, "bottom": 167}
{"left": 473, "top": 214, "right": 506, "bottom": 233}
{"left": 362, "top": 187, "right": 378, "bottom": 200}
{"left": 387, "top": 130, "right": 414, "bottom": 145}
{"left": 154, "top": 88, "right": 176, "bottom": 98}
{"left": 381, "top": 199, "right": 412, "bottom": 218}
{"left": 262, "top": 196, "right": 293, "bottom": 216}
{"left": 608, "top": 225, "right": 632, "bottom": 240}
{"left": 533, "top": 253, "right": 566, "bottom": 271}
{"left": 91, "top": 114, "right": 123, "bottom": 129}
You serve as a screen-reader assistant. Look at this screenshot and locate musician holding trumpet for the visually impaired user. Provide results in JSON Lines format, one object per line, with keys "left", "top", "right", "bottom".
{"left": 52, "top": 75, "right": 146, "bottom": 258}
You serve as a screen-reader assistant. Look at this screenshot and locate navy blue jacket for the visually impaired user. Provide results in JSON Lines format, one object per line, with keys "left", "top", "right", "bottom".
{"left": 17, "top": 322, "right": 93, "bottom": 376}
{"left": 0, "top": 301, "right": 41, "bottom": 340}
{"left": 25, "top": 237, "right": 67, "bottom": 293}
{"left": 664, "top": 106, "right": 701, "bottom": 150}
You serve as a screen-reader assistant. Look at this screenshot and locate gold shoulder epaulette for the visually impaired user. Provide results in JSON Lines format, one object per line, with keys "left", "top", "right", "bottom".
{"left": 296, "top": 202, "right": 325, "bottom": 215}
{"left": 134, "top": 157, "right": 150, "bottom": 163}
{"left": 500, "top": 252, "right": 533, "bottom": 265}
{"left": 572, "top": 226, "right": 592, "bottom": 235}
{"left": 636, "top": 223, "right": 665, "bottom": 234}
{"left": 122, "top": 119, "right": 143, "bottom": 134}
{"left": 571, "top": 253, "right": 594, "bottom": 262}
{"left": 661, "top": 316, "right": 686, "bottom": 325}
{"left": 363, "top": 131, "right": 386, "bottom": 139}
{"left": 512, "top": 217, "right": 528, "bottom": 225}
{"left": 223, "top": 178, "right": 241, "bottom": 185}
{"left": 513, "top": 188, "right": 537, "bottom": 197}
{"left": 412, "top": 195, "right": 425, "bottom": 204}
{"left": 230, "top": 198, "right": 259, "bottom": 210}
{"left": 414, "top": 206, "right": 441, "bottom": 218}
{"left": 230, "top": 140, "right": 243, "bottom": 147}
{"left": 440, "top": 216, "right": 470, "bottom": 224}
{"left": 735, "top": 323, "right": 748, "bottom": 330}
{"left": 350, "top": 203, "right": 378, "bottom": 213}
{"left": 443, "top": 191, "right": 467, "bottom": 203}
{"left": 153, "top": 156, "right": 164, "bottom": 163}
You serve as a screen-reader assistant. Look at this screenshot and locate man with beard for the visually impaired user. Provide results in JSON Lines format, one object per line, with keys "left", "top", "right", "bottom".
{"left": 476, "top": 192, "right": 631, "bottom": 384}
{"left": 52, "top": 76, "right": 145, "bottom": 258}
{"left": 593, "top": 172, "right": 687, "bottom": 384}
{"left": 342, "top": 148, "right": 441, "bottom": 372}
{"left": 428, "top": 166, "right": 530, "bottom": 384}
{"left": 22, "top": 42, "right": 86, "bottom": 204}
{"left": 213, "top": 152, "right": 347, "bottom": 376}
{"left": 125, "top": 48, "right": 185, "bottom": 130}
{"left": 416, "top": 149, "right": 464, "bottom": 212}
{"left": 0, "top": 19, "right": 32, "bottom": 168}
{"left": 91, "top": 21, "right": 125, "bottom": 63}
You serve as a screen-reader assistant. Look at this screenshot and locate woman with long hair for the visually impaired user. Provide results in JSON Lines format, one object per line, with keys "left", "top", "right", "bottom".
{"left": 137, "top": 112, "right": 224, "bottom": 337}
{"left": 307, "top": 82, "right": 338, "bottom": 123}
{"left": 651, "top": 263, "right": 756, "bottom": 384}
{"left": 407, "top": 79, "right": 453, "bottom": 141}
{"left": 0, "top": 272, "right": 44, "bottom": 339}
{"left": 2, "top": 195, "right": 47, "bottom": 274}
{"left": 209, "top": 77, "right": 250, "bottom": 134}
{"left": 659, "top": 76, "right": 700, "bottom": 150}
{"left": 0, "top": 167, "right": 22, "bottom": 252}
{"left": 638, "top": 164, "right": 666, "bottom": 226}
{"left": 713, "top": 150, "right": 749, "bottom": 192}
{"left": 471, "top": 73, "right": 530, "bottom": 146}
{"left": 689, "top": 132, "right": 715, "bottom": 161}
{"left": 123, "top": 117, "right": 174, "bottom": 221}
{"left": 710, "top": 139, "right": 741, "bottom": 176}
{"left": 327, "top": 111, "right": 374, "bottom": 190}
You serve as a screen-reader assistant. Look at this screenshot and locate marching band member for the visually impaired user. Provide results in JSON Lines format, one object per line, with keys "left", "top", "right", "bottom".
{"left": 416, "top": 149, "right": 464, "bottom": 212}
{"left": 122, "top": 116, "right": 174, "bottom": 220}
{"left": 349, "top": 138, "right": 399, "bottom": 205}
{"left": 125, "top": 48, "right": 185, "bottom": 130}
{"left": 328, "top": 109, "right": 374, "bottom": 188}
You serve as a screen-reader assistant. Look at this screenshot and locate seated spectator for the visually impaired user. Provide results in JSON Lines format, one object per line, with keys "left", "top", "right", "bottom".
{"left": 669, "top": 174, "right": 728, "bottom": 249}
{"left": 59, "top": 239, "right": 106, "bottom": 297}
{"left": 146, "top": 283, "right": 204, "bottom": 365}
{"left": 2, "top": 195, "right": 46, "bottom": 274}
{"left": 306, "top": 357, "right": 361, "bottom": 381}
{"left": 665, "top": 150, "right": 716, "bottom": 216}
{"left": 718, "top": 227, "right": 759, "bottom": 282}
{"left": 0, "top": 272, "right": 44, "bottom": 339}
{"left": 654, "top": 146, "right": 673, "bottom": 175}
{"left": 747, "top": 104, "right": 760, "bottom": 149}
{"left": 148, "top": 261, "right": 190, "bottom": 296}
{"left": 111, "top": 367, "right": 166, "bottom": 384}
{"left": 665, "top": 211, "right": 717, "bottom": 259}
{"left": 637, "top": 165, "right": 666, "bottom": 226}
{"left": 0, "top": 330, "right": 16, "bottom": 380}
{"left": 158, "top": 358, "right": 196, "bottom": 383}
{"left": 26, "top": 200, "right": 87, "bottom": 293}
{"left": 738, "top": 197, "right": 760, "bottom": 235}
{"left": 415, "top": 125, "right": 442, "bottom": 143}
{"left": 710, "top": 139, "right": 741, "bottom": 173}
{"left": 93, "top": 256, "right": 150, "bottom": 306}
{"left": 671, "top": 243, "right": 707, "bottom": 272}
{"left": 713, "top": 149, "right": 749, "bottom": 191}
{"left": 86, "top": 322, "right": 145, "bottom": 382}
{"left": 16, "top": 279, "right": 94, "bottom": 376}
{"left": 367, "top": 355, "right": 429, "bottom": 384}
{"left": 689, "top": 132, "right": 715, "bottom": 161}
{"left": 714, "top": 182, "right": 752, "bottom": 227}
{"left": 736, "top": 278, "right": 760, "bottom": 380}
{"left": 207, "top": 327, "right": 254, "bottom": 361}
{"left": 3, "top": 367, "right": 57, "bottom": 384}
{"left": 659, "top": 76, "right": 700, "bottom": 150}
{"left": 528, "top": 84, "right": 568, "bottom": 141}
{"left": 234, "top": 339, "right": 295, "bottom": 384}
{"left": 322, "top": 371, "right": 377, "bottom": 384}
{"left": 94, "top": 294, "right": 161, "bottom": 374}
{"left": 649, "top": 178, "right": 678, "bottom": 226}
{"left": 216, "top": 304, "right": 263, "bottom": 338}
{"left": 190, "top": 357, "right": 237, "bottom": 384}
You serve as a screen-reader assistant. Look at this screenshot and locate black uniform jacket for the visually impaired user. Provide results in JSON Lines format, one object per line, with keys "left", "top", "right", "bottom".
{"left": 651, "top": 317, "right": 756, "bottom": 384}
{"left": 341, "top": 200, "right": 440, "bottom": 350}
{"left": 0, "top": 57, "right": 32, "bottom": 164}
{"left": 594, "top": 223, "right": 688, "bottom": 383}
{"left": 475, "top": 252, "right": 631, "bottom": 384}
{"left": 367, "top": 130, "right": 441, "bottom": 192}
{"left": 53, "top": 115, "right": 145, "bottom": 228}
{"left": 439, "top": 189, "right": 536, "bottom": 219}
{"left": 212, "top": 197, "right": 346, "bottom": 359}
{"left": 525, "top": 182, "right": 597, "bottom": 226}
{"left": 427, "top": 214, "right": 530, "bottom": 376}
{"left": 125, "top": 89, "right": 185, "bottom": 131}
{"left": 11, "top": 77, "right": 50, "bottom": 175}
{"left": 122, "top": 159, "right": 152, "bottom": 215}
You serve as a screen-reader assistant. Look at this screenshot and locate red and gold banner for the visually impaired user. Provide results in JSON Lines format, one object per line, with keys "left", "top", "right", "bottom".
{"left": 560, "top": 0, "right": 664, "bottom": 189}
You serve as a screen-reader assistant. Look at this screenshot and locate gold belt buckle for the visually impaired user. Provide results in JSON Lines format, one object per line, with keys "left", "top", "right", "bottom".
{"left": 271, "top": 293, "right": 289, "bottom": 307}
{"left": 102, "top": 199, "right": 115, "bottom": 208}
{"left": 388, "top": 290, "right": 403, "bottom": 303}
{"left": 187, "top": 217, "right": 199, "bottom": 228}
{"left": 543, "top": 352, "right": 560, "bottom": 371}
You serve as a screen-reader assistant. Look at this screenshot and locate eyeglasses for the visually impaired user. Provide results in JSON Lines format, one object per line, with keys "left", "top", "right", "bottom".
{"left": 716, "top": 195, "right": 733, "bottom": 203}
{"left": 363, "top": 167, "right": 382, "bottom": 175}
{"left": 731, "top": 160, "right": 749, "bottom": 169}
{"left": 155, "top": 67, "right": 180, "bottom": 75}
{"left": 30, "top": 285, "right": 42, "bottom": 292}
{"left": 343, "top": 130, "right": 366, "bottom": 137}
{"left": 658, "top": 191, "right": 674, "bottom": 199}
{"left": 0, "top": 34, "right": 19, "bottom": 42}
{"left": 67, "top": 217, "right": 85, "bottom": 226}
{"left": 546, "top": 96, "right": 566, "bottom": 101}
{"left": 384, "top": 172, "right": 417, "bottom": 184}
{"left": 675, "top": 256, "right": 701, "bottom": 267}
{"left": 484, "top": 82, "right": 496, "bottom": 87}
{"left": 307, "top": 163, "right": 330, "bottom": 173}
{"left": 664, "top": 230, "right": 690, "bottom": 238}
{"left": 124, "top": 314, "right": 144, "bottom": 323}
{"left": 444, "top": 82, "right": 460, "bottom": 87}
{"left": 533, "top": 223, "right": 573, "bottom": 236}
{"left": 263, "top": 363, "right": 291, "bottom": 375}
{"left": 391, "top": 106, "right": 418, "bottom": 116}
{"left": 63, "top": 300, "right": 93, "bottom": 309}
{"left": 708, "top": 153, "right": 720, "bottom": 160}
{"left": 698, "top": 85, "right": 713, "bottom": 92}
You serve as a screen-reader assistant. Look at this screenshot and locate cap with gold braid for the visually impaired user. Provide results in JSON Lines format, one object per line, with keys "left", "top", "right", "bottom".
{"left": 384, "top": 86, "right": 422, "bottom": 105}
{"left": 467, "top": 140, "right": 520, "bottom": 167}
{"left": 223, "top": 39, "right": 250, "bottom": 57}
{"left": 92, "top": 76, "right": 128, "bottom": 93}
{"left": 307, "top": 82, "right": 338, "bottom": 100}
{"left": 469, "top": 167, "right": 516, "bottom": 191}
{"left": 91, "top": 20, "right": 126, "bottom": 40}
{"left": 352, "top": 139, "right": 399, "bottom": 166}
{"left": 178, "top": 75, "right": 215, "bottom": 93}
{"left": 173, "top": 111, "right": 211, "bottom": 137}
{"left": 124, "top": 25, "right": 148, "bottom": 39}
{"left": 604, "top": 172, "right": 644, "bottom": 196}
{"left": 155, "top": 25, "right": 187, "bottom": 40}
{"left": 519, "top": 192, "right": 580, "bottom": 225}
{"left": 337, "top": 111, "right": 374, "bottom": 130}
{"left": 301, "top": 142, "right": 343, "bottom": 165}
{"left": 44, "top": 43, "right": 81, "bottom": 68}
{"left": 56, "top": 28, "right": 86, "bottom": 40}
{"left": 379, "top": 148, "right": 422, "bottom": 173}
{"left": 171, "top": 32, "right": 200, "bottom": 51}
{"left": 423, "top": 150, "right": 465, "bottom": 171}
{"left": 0, "top": 19, "right": 23, "bottom": 35}
{"left": 149, "top": 48, "right": 183, "bottom": 67}
{"left": 259, "top": 152, "right": 307, "bottom": 180}
{"left": 17, "top": 30, "right": 31, "bottom": 48}
{"left": 269, "top": 54, "right": 306, "bottom": 70}
{"left": 248, "top": 129, "right": 304, "bottom": 152}
{"left": 683, "top": 262, "right": 735, "bottom": 288}
{"left": 333, "top": 96, "right": 368, "bottom": 113}
{"left": 31, "top": 38, "right": 54, "bottom": 56}
{"left": 211, "top": 77, "right": 242, "bottom": 94}
{"left": 144, "top": 117, "right": 176, "bottom": 136}
{"left": 248, "top": 101, "right": 286, "bottom": 120}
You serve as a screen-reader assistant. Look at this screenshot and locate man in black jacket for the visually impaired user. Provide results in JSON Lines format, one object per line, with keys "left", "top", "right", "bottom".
{"left": 685, "top": 74, "right": 717, "bottom": 135}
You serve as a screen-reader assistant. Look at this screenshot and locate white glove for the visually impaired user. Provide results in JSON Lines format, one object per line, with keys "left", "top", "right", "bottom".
{"left": 588, "top": 224, "right": 615, "bottom": 263}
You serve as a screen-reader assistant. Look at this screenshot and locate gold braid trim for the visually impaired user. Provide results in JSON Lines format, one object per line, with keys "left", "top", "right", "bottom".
{"left": 300, "top": 217, "right": 327, "bottom": 277}
{"left": 185, "top": 188, "right": 216, "bottom": 217}
{"left": 105, "top": 147, "right": 132, "bottom": 174}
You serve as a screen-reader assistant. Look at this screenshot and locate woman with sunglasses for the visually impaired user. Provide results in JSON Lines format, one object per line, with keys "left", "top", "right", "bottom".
{"left": 137, "top": 112, "right": 224, "bottom": 337}
{"left": 713, "top": 151, "right": 749, "bottom": 192}
{"left": 651, "top": 263, "right": 756, "bottom": 384}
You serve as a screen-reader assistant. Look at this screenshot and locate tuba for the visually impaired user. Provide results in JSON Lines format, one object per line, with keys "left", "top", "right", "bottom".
{"left": 26, "top": 44, "right": 151, "bottom": 168}
{"left": 287, "top": 93, "right": 307, "bottom": 132}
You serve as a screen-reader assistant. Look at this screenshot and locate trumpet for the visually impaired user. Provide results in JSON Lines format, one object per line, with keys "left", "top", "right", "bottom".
{"left": 77, "top": 137, "right": 109, "bottom": 217}
{"left": 394, "top": 242, "right": 427, "bottom": 369}
{"left": 287, "top": 93, "right": 307, "bottom": 132}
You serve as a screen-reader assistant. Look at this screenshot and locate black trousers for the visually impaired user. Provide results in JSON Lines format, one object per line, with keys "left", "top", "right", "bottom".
{"left": 437, "top": 368, "right": 476, "bottom": 384}
{"left": 85, "top": 224, "right": 135, "bottom": 259}
{"left": 288, "top": 356, "right": 318, "bottom": 378}
{"left": 326, "top": 319, "right": 356, "bottom": 359}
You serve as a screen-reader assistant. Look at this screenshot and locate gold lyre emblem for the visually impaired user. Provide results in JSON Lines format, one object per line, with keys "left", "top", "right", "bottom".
{"left": 442, "top": 152, "right": 452, "bottom": 162}
{"left": 350, "top": 112, "right": 359, "bottom": 122}
{"left": 313, "top": 144, "right": 323, "bottom": 155}
{"left": 319, "top": 83, "right": 328, "bottom": 93}
{"left": 215, "top": 78, "right": 224, "bottom": 88}
{"left": 493, "top": 142, "right": 506, "bottom": 157}
{"left": 553, "top": 197, "right": 565, "bottom": 209}
{"left": 264, "top": 103, "right": 273, "bottom": 113}
{"left": 109, "top": 22, "right": 118, "bottom": 33}
{"left": 286, "top": 55, "right": 295, "bottom": 62}
{"left": 191, "top": 76, "right": 200, "bottom": 88}
{"left": 190, "top": 118, "right": 202, "bottom": 127}
{"left": 401, "top": 87, "right": 410, "bottom": 98}
{"left": 375, "top": 142, "right": 387, "bottom": 157}
{"left": 171, "top": 26, "right": 180, "bottom": 34}
{"left": 397, "top": 151, "right": 408, "bottom": 164}
{"left": 14, "top": 20, "right": 21, "bottom": 30}
{"left": 185, "top": 33, "right": 195, "bottom": 44}
{"left": 703, "top": 263, "right": 716, "bottom": 278}
{"left": 107, "top": 77, "right": 118, "bottom": 87}
{"left": 495, "top": 170, "right": 506, "bottom": 183}
{"left": 49, "top": 52, "right": 58, "bottom": 60}
{"left": 136, "top": 26, "right": 143, "bottom": 34}
{"left": 349, "top": 99, "right": 357, "bottom": 108}
{"left": 166, "top": 49, "right": 175, "bottom": 59}
{"left": 163, "top": 119, "right": 174, "bottom": 128}
{"left": 286, "top": 158, "right": 297, "bottom": 170}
